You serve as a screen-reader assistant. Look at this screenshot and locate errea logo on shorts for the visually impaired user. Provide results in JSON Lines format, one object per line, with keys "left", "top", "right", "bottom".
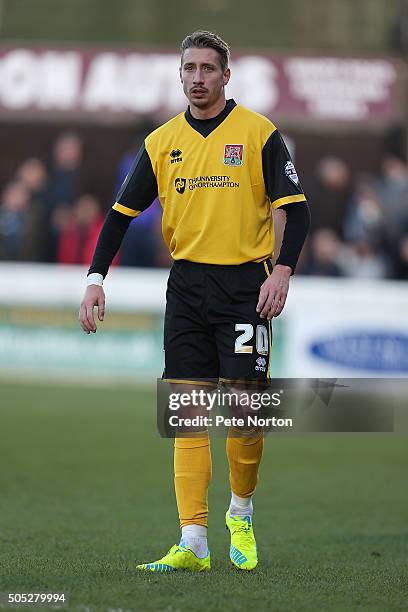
{"left": 255, "top": 357, "right": 267, "bottom": 372}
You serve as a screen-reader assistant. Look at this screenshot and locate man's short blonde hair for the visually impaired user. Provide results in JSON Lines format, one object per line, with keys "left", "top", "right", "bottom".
{"left": 180, "top": 30, "right": 230, "bottom": 72}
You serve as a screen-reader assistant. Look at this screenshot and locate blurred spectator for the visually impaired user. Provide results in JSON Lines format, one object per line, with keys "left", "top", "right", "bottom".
{"left": 58, "top": 194, "right": 104, "bottom": 265}
{"left": 17, "top": 158, "right": 48, "bottom": 195}
{"left": 343, "top": 176, "right": 384, "bottom": 246}
{"left": 305, "top": 156, "right": 352, "bottom": 237}
{"left": 337, "top": 238, "right": 390, "bottom": 279}
{"left": 46, "top": 132, "right": 83, "bottom": 210}
{"left": 303, "top": 228, "right": 343, "bottom": 277}
{"left": 16, "top": 158, "right": 49, "bottom": 260}
{"left": 0, "top": 180, "right": 43, "bottom": 260}
{"left": 376, "top": 155, "right": 408, "bottom": 248}
{"left": 44, "top": 132, "right": 84, "bottom": 262}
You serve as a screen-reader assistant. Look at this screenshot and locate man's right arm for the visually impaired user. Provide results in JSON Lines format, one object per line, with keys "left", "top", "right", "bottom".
{"left": 79, "top": 141, "right": 158, "bottom": 334}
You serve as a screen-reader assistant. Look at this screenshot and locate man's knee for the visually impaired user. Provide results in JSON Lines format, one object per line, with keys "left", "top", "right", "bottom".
{"left": 221, "top": 383, "right": 264, "bottom": 435}
{"left": 169, "top": 382, "right": 216, "bottom": 435}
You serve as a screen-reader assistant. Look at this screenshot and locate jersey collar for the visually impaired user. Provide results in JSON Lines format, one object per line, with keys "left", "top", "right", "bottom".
{"left": 184, "top": 99, "right": 237, "bottom": 138}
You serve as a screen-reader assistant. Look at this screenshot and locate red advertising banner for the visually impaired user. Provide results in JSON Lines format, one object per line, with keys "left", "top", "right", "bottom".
{"left": 0, "top": 46, "right": 402, "bottom": 124}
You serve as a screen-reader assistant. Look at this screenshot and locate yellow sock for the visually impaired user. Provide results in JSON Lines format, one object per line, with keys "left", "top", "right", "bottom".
{"left": 226, "top": 429, "right": 264, "bottom": 498}
{"left": 174, "top": 434, "right": 212, "bottom": 528}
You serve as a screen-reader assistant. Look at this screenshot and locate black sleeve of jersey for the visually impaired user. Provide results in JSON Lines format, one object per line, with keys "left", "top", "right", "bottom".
{"left": 115, "top": 142, "right": 158, "bottom": 213}
{"left": 87, "top": 209, "right": 132, "bottom": 278}
{"left": 276, "top": 202, "right": 311, "bottom": 273}
{"left": 262, "top": 130, "right": 306, "bottom": 206}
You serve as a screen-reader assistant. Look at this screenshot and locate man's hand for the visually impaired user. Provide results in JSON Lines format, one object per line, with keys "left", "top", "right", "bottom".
{"left": 256, "top": 264, "right": 292, "bottom": 319}
{"left": 79, "top": 285, "right": 105, "bottom": 333}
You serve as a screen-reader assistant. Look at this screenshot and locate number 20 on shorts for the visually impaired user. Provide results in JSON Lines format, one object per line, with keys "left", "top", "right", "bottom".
{"left": 234, "top": 323, "right": 269, "bottom": 355}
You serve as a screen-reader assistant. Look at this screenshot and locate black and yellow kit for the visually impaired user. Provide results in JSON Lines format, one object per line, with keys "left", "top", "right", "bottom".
{"left": 89, "top": 99, "right": 310, "bottom": 383}
{"left": 113, "top": 99, "right": 306, "bottom": 265}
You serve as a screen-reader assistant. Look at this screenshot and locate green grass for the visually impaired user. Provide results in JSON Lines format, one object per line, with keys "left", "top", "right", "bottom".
{"left": 0, "top": 381, "right": 407, "bottom": 611}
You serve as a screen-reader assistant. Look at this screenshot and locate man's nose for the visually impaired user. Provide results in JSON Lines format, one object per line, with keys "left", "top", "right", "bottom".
{"left": 193, "top": 70, "right": 204, "bottom": 83}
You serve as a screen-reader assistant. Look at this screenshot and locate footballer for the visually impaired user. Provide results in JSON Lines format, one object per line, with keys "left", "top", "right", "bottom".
{"left": 79, "top": 30, "right": 310, "bottom": 572}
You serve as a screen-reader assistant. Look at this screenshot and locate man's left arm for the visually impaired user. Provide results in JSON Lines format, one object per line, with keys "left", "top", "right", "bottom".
{"left": 257, "top": 130, "right": 311, "bottom": 319}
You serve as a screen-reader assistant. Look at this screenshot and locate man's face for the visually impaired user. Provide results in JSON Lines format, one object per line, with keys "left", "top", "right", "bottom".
{"left": 180, "top": 47, "right": 230, "bottom": 109}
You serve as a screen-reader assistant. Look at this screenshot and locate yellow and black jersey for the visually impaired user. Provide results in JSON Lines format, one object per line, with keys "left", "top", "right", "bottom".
{"left": 113, "top": 99, "right": 306, "bottom": 265}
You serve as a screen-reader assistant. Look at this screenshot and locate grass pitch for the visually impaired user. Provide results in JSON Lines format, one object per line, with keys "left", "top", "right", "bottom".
{"left": 0, "top": 381, "right": 407, "bottom": 611}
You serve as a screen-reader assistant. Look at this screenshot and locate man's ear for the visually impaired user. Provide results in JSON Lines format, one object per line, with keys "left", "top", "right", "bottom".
{"left": 223, "top": 67, "right": 231, "bottom": 87}
{"left": 179, "top": 65, "right": 183, "bottom": 83}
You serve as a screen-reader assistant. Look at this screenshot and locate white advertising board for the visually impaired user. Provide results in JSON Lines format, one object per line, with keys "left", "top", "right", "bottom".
{"left": 284, "top": 278, "right": 408, "bottom": 377}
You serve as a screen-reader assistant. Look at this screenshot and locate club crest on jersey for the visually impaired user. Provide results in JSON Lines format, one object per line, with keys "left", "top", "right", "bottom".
{"left": 224, "top": 144, "right": 244, "bottom": 166}
{"left": 285, "top": 161, "right": 299, "bottom": 185}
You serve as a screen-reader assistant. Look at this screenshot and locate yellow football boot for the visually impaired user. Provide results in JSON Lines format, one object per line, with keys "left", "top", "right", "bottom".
{"left": 136, "top": 544, "right": 210, "bottom": 572}
{"left": 226, "top": 510, "right": 258, "bottom": 570}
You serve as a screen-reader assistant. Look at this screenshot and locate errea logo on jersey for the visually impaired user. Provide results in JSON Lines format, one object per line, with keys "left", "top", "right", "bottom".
{"left": 224, "top": 144, "right": 244, "bottom": 166}
{"left": 170, "top": 149, "right": 182, "bottom": 164}
{"left": 285, "top": 161, "right": 299, "bottom": 185}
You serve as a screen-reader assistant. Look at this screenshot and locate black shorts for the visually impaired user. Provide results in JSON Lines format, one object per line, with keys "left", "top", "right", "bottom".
{"left": 163, "top": 259, "right": 273, "bottom": 385}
